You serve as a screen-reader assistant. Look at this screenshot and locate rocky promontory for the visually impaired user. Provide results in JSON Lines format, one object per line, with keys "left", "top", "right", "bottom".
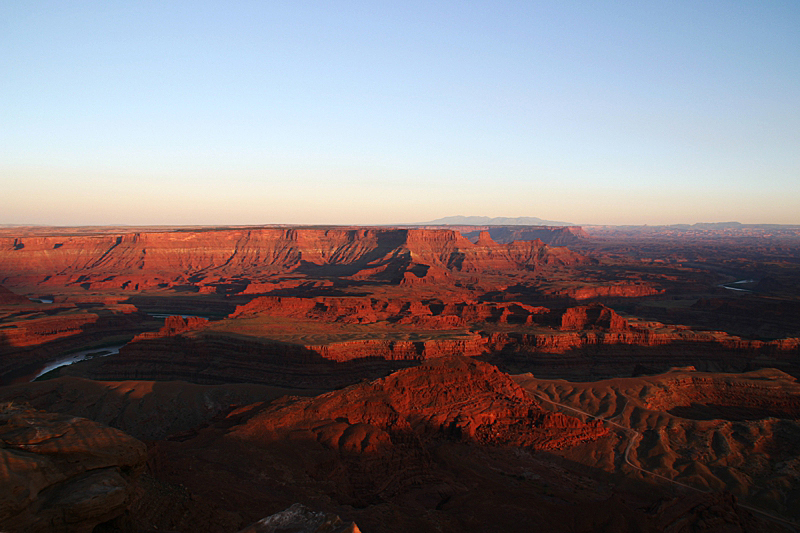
{"left": 0, "top": 404, "right": 147, "bottom": 532}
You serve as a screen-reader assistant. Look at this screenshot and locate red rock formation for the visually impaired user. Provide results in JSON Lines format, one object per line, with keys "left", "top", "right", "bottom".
{"left": 241, "top": 279, "right": 334, "bottom": 295}
{"left": 488, "top": 328, "right": 800, "bottom": 355}
{"left": 133, "top": 315, "right": 209, "bottom": 340}
{"left": 308, "top": 335, "right": 488, "bottom": 363}
{"left": 0, "top": 313, "right": 100, "bottom": 347}
{"left": 549, "top": 283, "right": 663, "bottom": 300}
{"left": 398, "top": 263, "right": 451, "bottom": 286}
{"left": 144, "top": 358, "right": 624, "bottom": 532}
{"left": 231, "top": 296, "right": 550, "bottom": 328}
{"left": 640, "top": 368, "right": 800, "bottom": 417}
{"left": 0, "top": 228, "right": 588, "bottom": 290}
{"left": 0, "top": 403, "right": 146, "bottom": 532}
{"left": 50, "top": 294, "right": 800, "bottom": 386}
{"left": 559, "top": 303, "right": 630, "bottom": 331}
{"left": 231, "top": 296, "right": 386, "bottom": 323}
{"left": 0, "top": 306, "right": 154, "bottom": 384}
{"left": 234, "top": 357, "right": 607, "bottom": 450}
{"left": 63, "top": 330, "right": 489, "bottom": 388}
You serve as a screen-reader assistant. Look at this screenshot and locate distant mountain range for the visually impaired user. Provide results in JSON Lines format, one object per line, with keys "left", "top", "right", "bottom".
{"left": 419, "top": 216, "right": 575, "bottom": 226}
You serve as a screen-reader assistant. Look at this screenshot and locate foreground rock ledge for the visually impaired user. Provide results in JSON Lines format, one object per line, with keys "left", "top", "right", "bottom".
{"left": 238, "top": 503, "right": 361, "bottom": 533}
{"left": 0, "top": 404, "right": 147, "bottom": 533}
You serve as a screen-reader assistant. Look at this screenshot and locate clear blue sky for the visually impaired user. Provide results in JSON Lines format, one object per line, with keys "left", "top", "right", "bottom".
{"left": 2, "top": 1, "right": 798, "bottom": 225}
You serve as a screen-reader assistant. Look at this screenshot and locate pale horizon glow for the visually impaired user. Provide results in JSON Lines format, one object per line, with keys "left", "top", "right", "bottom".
{"left": 2, "top": 1, "right": 799, "bottom": 226}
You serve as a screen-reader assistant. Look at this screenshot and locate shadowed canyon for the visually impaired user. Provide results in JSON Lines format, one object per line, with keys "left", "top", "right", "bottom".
{"left": 2, "top": 224, "right": 800, "bottom": 532}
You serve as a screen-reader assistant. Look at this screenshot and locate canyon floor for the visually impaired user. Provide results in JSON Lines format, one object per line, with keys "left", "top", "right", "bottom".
{"left": 1, "top": 224, "right": 799, "bottom": 532}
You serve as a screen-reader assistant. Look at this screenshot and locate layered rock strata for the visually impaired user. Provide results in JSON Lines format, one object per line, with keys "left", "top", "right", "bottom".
{"left": 0, "top": 404, "right": 147, "bottom": 532}
{"left": 55, "top": 301, "right": 800, "bottom": 386}
{"left": 0, "top": 228, "right": 587, "bottom": 291}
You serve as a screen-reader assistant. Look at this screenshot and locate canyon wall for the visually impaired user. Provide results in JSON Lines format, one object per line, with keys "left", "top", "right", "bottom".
{"left": 0, "top": 228, "right": 587, "bottom": 291}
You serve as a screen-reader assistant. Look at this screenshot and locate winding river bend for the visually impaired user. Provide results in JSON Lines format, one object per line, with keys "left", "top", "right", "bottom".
{"left": 29, "top": 313, "right": 211, "bottom": 382}
{"left": 32, "top": 344, "right": 127, "bottom": 380}
{"left": 720, "top": 279, "right": 756, "bottom": 292}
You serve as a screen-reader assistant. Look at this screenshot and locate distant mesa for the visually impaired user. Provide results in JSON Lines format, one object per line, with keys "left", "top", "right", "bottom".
{"left": 419, "top": 215, "right": 575, "bottom": 226}
{"left": 687, "top": 221, "right": 742, "bottom": 229}
{"left": 462, "top": 225, "right": 589, "bottom": 245}
{"left": 409, "top": 216, "right": 587, "bottom": 245}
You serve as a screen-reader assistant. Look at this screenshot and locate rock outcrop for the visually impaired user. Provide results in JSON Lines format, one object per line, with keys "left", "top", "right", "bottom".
{"left": 237, "top": 503, "right": 360, "bottom": 533}
{"left": 0, "top": 403, "right": 147, "bottom": 532}
{"left": 133, "top": 314, "right": 209, "bottom": 340}
{"left": 233, "top": 357, "right": 607, "bottom": 451}
{"left": 49, "top": 296, "right": 799, "bottom": 386}
{"left": 558, "top": 302, "right": 630, "bottom": 331}
{"left": 547, "top": 283, "right": 663, "bottom": 300}
{"left": 230, "top": 295, "right": 550, "bottom": 327}
{"left": 149, "top": 358, "right": 613, "bottom": 532}
{"left": 0, "top": 313, "right": 100, "bottom": 347}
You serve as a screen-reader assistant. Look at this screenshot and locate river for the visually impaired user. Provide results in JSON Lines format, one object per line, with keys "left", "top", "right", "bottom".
{"left": 24, "top": 313, "right": 213, "bottom": 382}
{"left": 31, "top": 344, "right": 128, "bottom": 380}
{"left": 720, "top": 279, "right": 755, "bottom": 292}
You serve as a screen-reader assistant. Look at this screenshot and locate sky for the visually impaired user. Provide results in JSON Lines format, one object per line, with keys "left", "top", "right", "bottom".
{"left": 2, "top": 1, "right": 799, "bottom": 226}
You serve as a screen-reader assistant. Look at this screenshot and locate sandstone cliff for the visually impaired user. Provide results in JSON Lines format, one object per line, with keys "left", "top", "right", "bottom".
{"left": 0, "top": 228, "right": 587, "bottom": 291}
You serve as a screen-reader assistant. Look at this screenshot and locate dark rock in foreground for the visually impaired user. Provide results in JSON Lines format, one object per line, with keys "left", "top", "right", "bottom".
{"left": 0, "top": 403, "right": 146, "bottom": 533}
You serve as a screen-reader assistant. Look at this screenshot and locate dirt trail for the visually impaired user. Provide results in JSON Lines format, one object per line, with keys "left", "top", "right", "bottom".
{"left": 529, "top": 390, "right": 800, "bottom": 531}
